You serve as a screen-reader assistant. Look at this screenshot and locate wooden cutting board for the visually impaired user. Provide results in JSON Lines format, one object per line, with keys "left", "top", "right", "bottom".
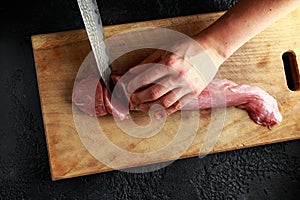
{"left": 32, "top": 10, "right": 300, "bottom": 180}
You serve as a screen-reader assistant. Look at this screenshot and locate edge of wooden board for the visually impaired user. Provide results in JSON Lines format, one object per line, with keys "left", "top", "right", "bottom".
{"left": 31, "top": 9, "right": 300, "bottom": 180}
{"left": 31, "top": 12, "right": 224, "bottom": 50}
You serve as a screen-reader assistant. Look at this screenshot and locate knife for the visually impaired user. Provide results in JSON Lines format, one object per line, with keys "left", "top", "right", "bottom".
{"left": 77, "top": 0, "right": 114, "bottom": 93}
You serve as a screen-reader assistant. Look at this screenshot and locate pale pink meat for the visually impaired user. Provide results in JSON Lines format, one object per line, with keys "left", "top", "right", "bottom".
{"left": 72, "top": 75, "right": 282, "bottom": 128}
{"left": 72, "top": 74, "right": 107, "bottom": 116}
{"left": 182, "top": 78, "right": 282, "bottom": 128}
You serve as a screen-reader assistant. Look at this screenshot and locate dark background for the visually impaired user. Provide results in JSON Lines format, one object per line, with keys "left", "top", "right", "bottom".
{"left": 1, "top": 0, "right": 300, "bottom": 199}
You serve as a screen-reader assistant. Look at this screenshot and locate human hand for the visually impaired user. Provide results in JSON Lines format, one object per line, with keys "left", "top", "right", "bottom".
{"left": 126, "top": 36, "right": 224, "bottom": 118}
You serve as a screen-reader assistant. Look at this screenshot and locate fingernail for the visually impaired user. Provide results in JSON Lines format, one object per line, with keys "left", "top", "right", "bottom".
{"left": 154, "top": 110, "right": 165, "bottom": 119}
{"left": 134, "top": 104, "right": 140, "bottom": 110}
{"left": 138, "top": 104, "right": 145, "bottom": 111}
{"left": 130, "top": 95, "right": 136, "bottom": 105}
{"left": 154, "top": 112, "right": 162, "bottom": 119}
{"left": 175, "top": 102, "right": 182, "bottom": 110}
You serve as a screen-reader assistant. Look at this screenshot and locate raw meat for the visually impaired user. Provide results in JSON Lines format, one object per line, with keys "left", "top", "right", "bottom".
{"left": 72, "top": 74, "right": 107, "bottom": 116}
{"left": 72, "top": 74, "right": 282, "bottom": 128}
{"left": 182, "top": 78, "right": 282, "bottom": 128}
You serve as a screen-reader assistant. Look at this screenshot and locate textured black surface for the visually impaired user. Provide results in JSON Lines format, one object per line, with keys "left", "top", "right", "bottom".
{"left": 0, "top": 0, "right": 300, "bottom": 199}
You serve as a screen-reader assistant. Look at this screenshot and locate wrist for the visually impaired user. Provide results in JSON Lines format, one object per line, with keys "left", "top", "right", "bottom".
{"left": 193, "top": 31, "right": 228, "bottom": 67}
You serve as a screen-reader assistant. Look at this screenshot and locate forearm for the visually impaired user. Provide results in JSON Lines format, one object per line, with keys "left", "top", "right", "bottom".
{"left": 196, "top": 0, "right": 300, "bottom": 61}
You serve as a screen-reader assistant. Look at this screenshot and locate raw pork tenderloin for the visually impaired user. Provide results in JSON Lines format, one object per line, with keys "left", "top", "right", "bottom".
{"left": 72, "top": 74, "right": 282, "bottom": 128}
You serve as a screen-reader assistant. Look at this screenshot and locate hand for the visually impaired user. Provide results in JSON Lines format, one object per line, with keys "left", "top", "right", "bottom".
{"left": 126, "top": 37, "right": 223, "bottom": 118}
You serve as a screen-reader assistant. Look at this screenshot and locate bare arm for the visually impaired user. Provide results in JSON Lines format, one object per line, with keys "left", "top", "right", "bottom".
{"left": 198, "top": 0, "right": 300, "bottom": 62}
{"left": 127, "top": 0, "right": 300, "bottom": 116}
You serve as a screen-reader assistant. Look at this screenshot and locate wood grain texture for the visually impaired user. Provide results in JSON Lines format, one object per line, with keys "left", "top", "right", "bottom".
{"left": 32, "top": 11, "right": 300, "bottom": 180}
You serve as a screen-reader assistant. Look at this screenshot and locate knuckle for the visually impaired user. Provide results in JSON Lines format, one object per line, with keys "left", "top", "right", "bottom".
{"left": 178, "top": 71, "right": 186, "bottom": 79}
{"left": 165, "top": 55, "right": 180, "bottom": 67}
{"left": 193, "top": 88, "right": 202, "bottom": 96}
{"left": 173, "top": 101, "right": 182, "bottom": 110}
{"left": 149, "top": 87, "right": 162, "bottom": 100}
{"left": 165, "top": 59, "right": 174, "bottom": 67}
{"left": 178, "top": 67, "right": 190, "bottom": 79}
{"left": 162, "top": 92, "right": 178, "bottom": 108}
{"left": 135, "top": 75, "right": 150, "bottom": 87}
{"left": 140, "top": 78, "right": 149, "bottom": 86}
{"left": 175, "top": 101, "right": 182, "bottom": 110}
{"left": 131, "top": 94, "right": 140, "bottom": 104}
{"left": 169, "top": 54, "right": 179, "bottom": 60}
{"left": 161, "top": 98, "right": 171, "bottom": 108}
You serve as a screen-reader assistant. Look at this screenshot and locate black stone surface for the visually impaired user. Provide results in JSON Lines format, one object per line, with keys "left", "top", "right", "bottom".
{"left": 0, "top": 0, "right": 300, "bottom": 199}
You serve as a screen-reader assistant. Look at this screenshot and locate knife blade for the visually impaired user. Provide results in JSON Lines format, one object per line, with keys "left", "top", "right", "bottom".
{"left": 77, "top": 0, "right": 114, "bottom": 93}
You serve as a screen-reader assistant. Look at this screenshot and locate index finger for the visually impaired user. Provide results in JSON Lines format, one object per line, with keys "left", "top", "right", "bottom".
{"left": 129, "top": 49, "right": 165, "bottom": 74}
{"left": 127, "top": 63, "right": 171, "bottom": 93}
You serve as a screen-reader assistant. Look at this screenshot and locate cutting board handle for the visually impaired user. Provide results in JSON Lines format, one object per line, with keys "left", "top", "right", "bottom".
{"left": 282, "top": 50, "right": 300, "bottom": 91}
